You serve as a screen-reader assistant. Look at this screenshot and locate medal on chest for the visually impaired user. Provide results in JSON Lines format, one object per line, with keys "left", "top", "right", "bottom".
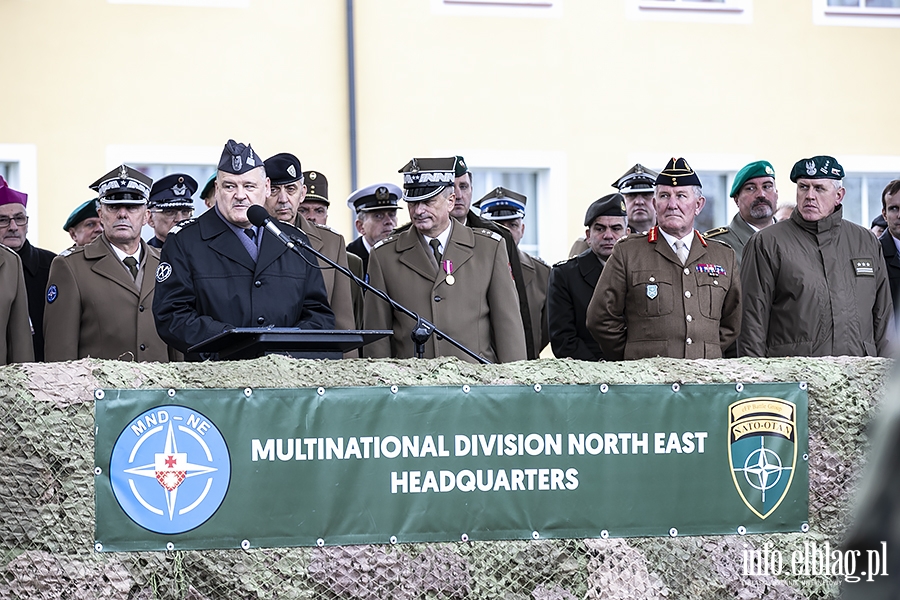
{"left": 442, "top": 260, "right": 455, "bottom": 285}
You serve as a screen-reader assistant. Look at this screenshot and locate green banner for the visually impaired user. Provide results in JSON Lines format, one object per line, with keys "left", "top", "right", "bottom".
{"left": 94, "top": 384, "right": 808, "bottom": 552}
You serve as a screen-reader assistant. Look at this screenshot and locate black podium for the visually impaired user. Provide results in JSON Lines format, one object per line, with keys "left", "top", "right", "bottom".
{"left": 187, "top": 328, "right": 392, "bottom": 360}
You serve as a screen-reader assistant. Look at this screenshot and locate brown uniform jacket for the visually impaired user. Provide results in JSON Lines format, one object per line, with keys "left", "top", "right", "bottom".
{"left": 0, "top": 244, "right": 34, "bottom": 365}
{"left": 587, "top": 227, "right": 741, "bottom": 360}
{"left": 364, "top": 221, "right": 527, "bottom": 363}
{"left": 520, "top": 249, "right": 550, "bottom": 355}
{"left": 43, "top": 235, "right": 173, "bottom": 362}
{"left": 296, "top": 216, "right": 355, "bottom": 331}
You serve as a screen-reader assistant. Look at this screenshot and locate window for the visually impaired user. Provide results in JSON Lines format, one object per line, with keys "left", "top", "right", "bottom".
{"left": 695, "top": 171, "right": 730, "bottom": 234}
{"left": 815, "top": 0, "right": 900, "bottom": 26}
{"left": 469, "top": 169, "right": 541, "bottom": 256}
{"left": 628, "top": 0, "right": 752, "bottom": 24}
{"left": 840, "top": 174, "right": 896, "bottom": 227}
{"left": 433, "top": 0, "right": 562, "bottom": 17}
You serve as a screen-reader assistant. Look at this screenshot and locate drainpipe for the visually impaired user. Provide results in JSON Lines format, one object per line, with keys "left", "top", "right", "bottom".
{"left": 346, "top": 0, "right": 358, "bottom": 194}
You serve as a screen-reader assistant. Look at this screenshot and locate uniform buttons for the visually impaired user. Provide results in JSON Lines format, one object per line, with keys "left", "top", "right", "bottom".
{"left": 713, "top": 279, "right": 719, "bottom": 285}
{"left": 649, "top": 276, "right": 656, "bottom": 283}
{"left": 686, "top": 338, "right": 693, "bottom": 345}
{"left": 139, "top": 305, "right": 144, "bottom": 312}
{"left": 257, "top": 316, "right": 265, "bottom": 324}
{"left": 684, "top": 291, "right": 692, "bottom": 298}
{"left": 140, "top": 344, "right": 146, "bottom": 351}
{"left": 254, "top": 280, "right": 262, "bottom": 288}
{"left": 683, "top": 268, "right": 690, "bottom": 275}
{"left": 434, "top": 296, "right": 442, "bottom": 302}
{"left": 686, "top": 315, "right": 693, "bottom": 322}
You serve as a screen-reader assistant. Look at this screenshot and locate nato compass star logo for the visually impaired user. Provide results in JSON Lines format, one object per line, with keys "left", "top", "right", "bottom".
{"left": 728, "top": 397, "right": 797, "bottom": 519}
{"left": 109, "top": 405, "right": 231, "bottom": 534}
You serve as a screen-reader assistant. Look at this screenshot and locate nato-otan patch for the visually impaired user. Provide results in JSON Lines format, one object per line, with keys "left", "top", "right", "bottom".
{"left": 728, "top": 397, "right": 797, "bottom": 520}
{"left": 852, "top": 258, "right": 875, "bottom": 277}
{"left": 47, "top": 284, "right": 58, "bottom": 304}
{"left": 156, "top": 262, "right": 173, "bottom": 283}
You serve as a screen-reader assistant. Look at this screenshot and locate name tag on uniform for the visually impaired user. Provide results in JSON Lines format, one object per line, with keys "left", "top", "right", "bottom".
{"left": 647, "top": 283, "right": 658, "bottom": 299}
{"left": 852, "top": 258, "right": 875, "bottom": 277}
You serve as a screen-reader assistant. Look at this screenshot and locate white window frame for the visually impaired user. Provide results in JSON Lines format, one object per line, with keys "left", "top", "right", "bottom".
{"left": 0, "top": 144, "right": 40, "bottom": 245}
{"left": 436, "top": 149, "right": 568, "bottom": 264}
{"left": 628, "top": 0, "right": 752, "bottom": 24}
{"left": 433, "top": 0, "right": 563, "bottom": 18}
{"left": 813, "top": 0, "right": 900, "bottom": 27}
{"left": 833, "top": 155, "right": 900, "bottom": 225}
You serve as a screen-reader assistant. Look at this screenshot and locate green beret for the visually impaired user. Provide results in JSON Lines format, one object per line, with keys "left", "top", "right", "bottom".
{"left": 63, "top": 198, "right": 99, "bottom": 231}
{"left": 789, "top": 156, "right": 844, "bottom": 183}
{"left": 454, "top": 155, "right": 469, "bottom": 178}
{"left": 730, "top": 160, "right": 776, "bottom": 197}
{"left": 584, "top": 193, "right": 627, "bottom": 226}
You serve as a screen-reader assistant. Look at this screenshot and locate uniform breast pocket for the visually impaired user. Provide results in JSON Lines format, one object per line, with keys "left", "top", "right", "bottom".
{"left": 630, "top": 271, "right": 673, "bottom": 317}
{"left": 697, "top": 277, "right": 727, "bottom": 320}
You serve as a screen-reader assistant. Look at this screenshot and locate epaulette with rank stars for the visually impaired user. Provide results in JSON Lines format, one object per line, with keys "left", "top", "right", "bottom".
{"left": 168, "top": 218, "right": 197, "bottom": 236}
{"left": 474, "top": 228, "right": 503, "bottom": 242}
{"left": 703, "top": 226, "right": 729, "bottom": 238}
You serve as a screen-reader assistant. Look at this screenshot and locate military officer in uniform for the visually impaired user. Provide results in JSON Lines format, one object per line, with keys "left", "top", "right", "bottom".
{"left": 199, "top": 174, "right": 216, "bottom": 210}
{"left": 153, "top": 140, "right": 334, "bottom": 358}
{"left": 147, "top": 174, "right": 197, "bottom": 248}
{"left": 879, "top": 179, "right": 900, "bottom": 324}
{"left": 740, "top": 156, "right": 892, "bottom": 357}
{"left": 704, "top": 160, "right": 778, "bottom": 268}
{"left": 364, "top": 157, "right": 527, "bottom": 363}
{"left": 548, "top": 194, "right": 628, "bottom": 361}
{"left": 347, "top": 182, "right": 402, "bottom": 274}
{"left": 44, "top": 165, "right": 174, "bottom": 362}
{"left": 297, "top": 170, "right": 330, "bottom": 226}
{"left": 477, "top": 186, "right": 550, "bottom": 355}
{"left": 587, "top": 157, "right": 741, "bottom": 360}
{"left": 451, "top": 156, "right": 535, "bottom": 358}
{"left": 63, "top": 199, "right": 103, "bottom": 247}
{"left": 263, "top": 153, "right": 356, "bottom": 331}
{"left": 0, "top": 176, "right": 56, "bottom": 361}
{"left": 0, "top": 244, "right": 34, "bottom": 364}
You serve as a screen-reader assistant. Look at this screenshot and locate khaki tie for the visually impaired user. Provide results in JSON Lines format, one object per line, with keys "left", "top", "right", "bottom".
{"left": 429, "top": 238, "right": 443, "bottom": 265}
{"left": 123, "top": 256, "right": 138, "bottom": 280}
{"left": 675, "top": 240, "right": 689, "bottom": 265}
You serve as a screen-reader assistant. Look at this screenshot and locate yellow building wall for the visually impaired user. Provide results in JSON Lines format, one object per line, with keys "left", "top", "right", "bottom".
{"left": 2, "top": 0, "right": 898, "bottom": 259}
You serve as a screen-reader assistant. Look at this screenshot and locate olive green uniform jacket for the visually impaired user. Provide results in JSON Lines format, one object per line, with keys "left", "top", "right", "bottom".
{"left": 296, "top": 216, "right": 355, "bottom": 331}
{"left": 0, "top": 244, "right": 34, "bottom": 365}
{"left": 43, "top": 235, "right": 173, "bottom": 362}
{"left": 364, "top": 221, "right": 527, "bottom": 363}
{"left": 587, "top": 227, "right": 741, "bottom": 360}
{"left": 740, "top": 207, "right": 892, "bottom": 357}
{"left": 703, "top": 213, "right": 764, "bottom": 269}
{"left": 520, "top": 249, "right": 550, "bottom": 355}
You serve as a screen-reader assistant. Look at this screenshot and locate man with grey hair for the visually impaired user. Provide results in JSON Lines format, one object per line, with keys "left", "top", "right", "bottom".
{"left": 740, "top": 155, "right": 892, "bottom": 357}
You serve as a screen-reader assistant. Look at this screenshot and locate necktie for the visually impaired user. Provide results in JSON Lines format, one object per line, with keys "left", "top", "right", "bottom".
{"left": 675, "top": 240, "right": 689, "bottom": 265}
{"left": 245, "top": 228, "right": 256, "bottom": 241}
{"left": 429, "top": 238, "right": 443, "bottom": 265}
{"left": 123, "top": 256, "right": 138, "bottom": 280}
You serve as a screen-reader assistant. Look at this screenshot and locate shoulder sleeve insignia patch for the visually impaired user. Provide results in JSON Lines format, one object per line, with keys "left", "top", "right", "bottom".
{"left": 156, "top": 262, "right": 173, "bottom": 283}
{"left": 47, "top": 284, "right": 59, "bottom": 304}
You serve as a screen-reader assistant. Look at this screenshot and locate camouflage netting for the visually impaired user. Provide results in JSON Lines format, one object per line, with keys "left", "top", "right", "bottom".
{"left": 0, "top": 356, "right": 890, "bottom": 599}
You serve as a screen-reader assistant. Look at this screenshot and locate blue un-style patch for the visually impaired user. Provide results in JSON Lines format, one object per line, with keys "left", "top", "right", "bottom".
{"left": 46, "top": 285, "right": 58, "bottom": 304}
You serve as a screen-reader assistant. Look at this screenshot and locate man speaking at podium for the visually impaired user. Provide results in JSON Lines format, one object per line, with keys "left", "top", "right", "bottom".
{"left": 153, "top": 140, "right": 334, "bottom": 359}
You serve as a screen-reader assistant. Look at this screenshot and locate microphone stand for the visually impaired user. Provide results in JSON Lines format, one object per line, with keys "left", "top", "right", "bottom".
{"left": 285, "top": 233, "right": 491, "bottom": 365}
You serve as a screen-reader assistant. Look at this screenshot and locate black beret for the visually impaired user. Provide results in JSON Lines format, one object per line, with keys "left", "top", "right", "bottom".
{"left": 584, "top": 193, "right": 627, "bottom": 226}
{"left": 264, "top": 153, "right": 302, "bottom": 186}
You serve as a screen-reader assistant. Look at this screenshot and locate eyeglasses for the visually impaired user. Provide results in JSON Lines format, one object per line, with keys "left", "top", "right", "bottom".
{"left": 0, "top": 215, "right": 27, "bottom": 228}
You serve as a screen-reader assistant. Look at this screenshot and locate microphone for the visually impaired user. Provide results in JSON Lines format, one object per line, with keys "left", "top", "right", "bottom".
{"left": 247, "top": 205, "right": 296, "bottom": 249}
